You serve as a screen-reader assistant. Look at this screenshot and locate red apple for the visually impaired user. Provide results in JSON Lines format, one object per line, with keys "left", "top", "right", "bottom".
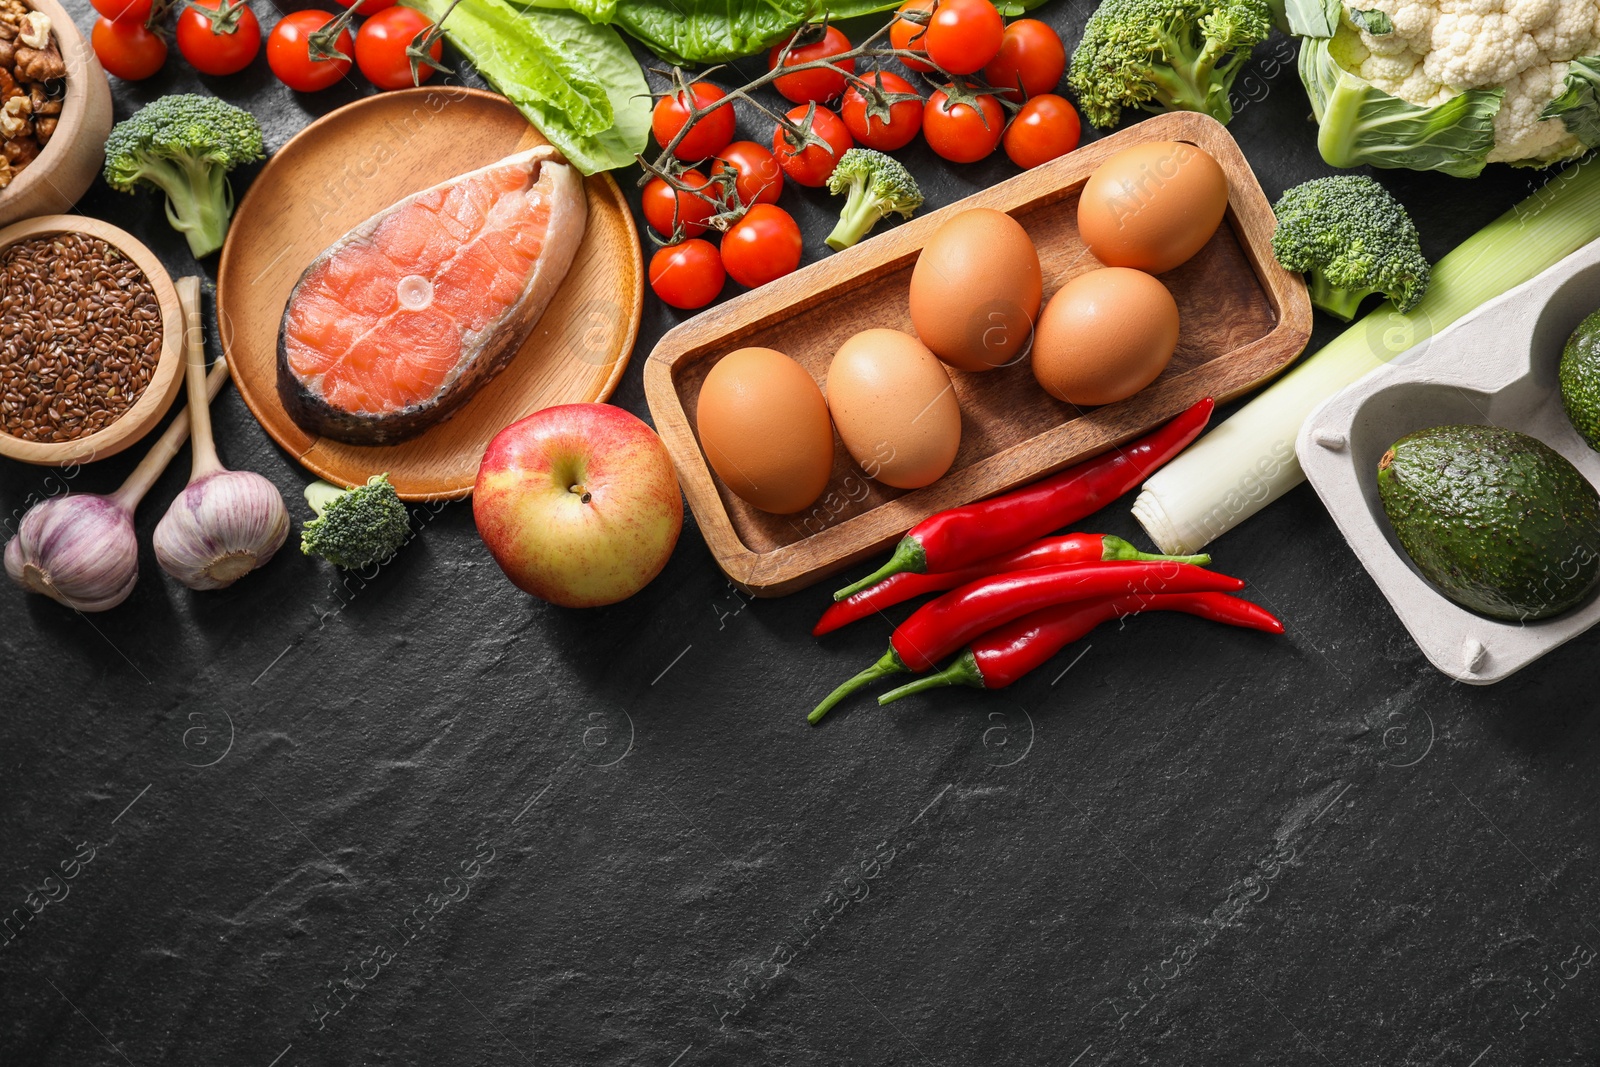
{"left": 474, "top": 404, "right": 683, "bottom": 608}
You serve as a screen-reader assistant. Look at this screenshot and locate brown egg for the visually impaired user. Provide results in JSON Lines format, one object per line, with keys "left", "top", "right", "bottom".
{"left": 695, "top": 347, "right": 834, "bottom": 514}
{"left": 1077, "top": 141, "right": 1229, "bottom": 275}
{"left": 909, "top": 208, "right": 1043, "bottom": 372}
{"left": 826, "top": 329, "right": 961, "bottom": 490}
{"left": 1031, "top": 268, "right": 1180, "bottom": 407}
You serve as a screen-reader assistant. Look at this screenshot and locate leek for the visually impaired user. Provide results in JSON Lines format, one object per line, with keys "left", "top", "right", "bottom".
{"left": 1132, "top": 152, "right": 1600, "bottom": 556}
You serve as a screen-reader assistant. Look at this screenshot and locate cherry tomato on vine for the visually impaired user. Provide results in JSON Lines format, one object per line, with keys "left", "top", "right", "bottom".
{"left": 721, "top": 204, "right": 802, "bottom": 288}
{"left": 924, "top": 0, "right": 1003, "bottom": 75}
{"left": 356, "top": 6, "right": 442, "bottom": 90}
{"left": 840, "top": 70, "right": 921, "bottom": 151}
{"left": 982, "top": 19, "right": 1066, "bottom": 102}
{"left": 650, "top": 239, "right": 725, "bottom": 310}
{"left": 767, "top": 26, "right": 854, "bottom": 104}
{"left": 710, "top": 141, "right": 783, "bottom": 206}
{"left": 175, "top": 0, "right": 261, "bottom": 77}
{"left": 1003, "top": 93, "right": 1080, "bottom": 168}
{"left": 92, "top": 17, "right": 166, "bottom": 80}
{"left": 771, "top": 104, "right": 852, "bottom": 187}
{"left": 89, "top": 0, "right": 151, "bottom": 23}
{"left": 652, "top": 82, "right": 736, "bottom": 161}
{"left": 642, "top": 169, "right": 716, "bottom": 240}
{"left": 267, "top": 10, "right": 351, "bottom": 92}
{"left": 337, "top": 0, "right": 396, "bottom": 13}
{"left": 889, "top": 0, "right": 936, "bottom": 72}
{"left": 923, "top": 86, "right": 1003, "bottom": 163}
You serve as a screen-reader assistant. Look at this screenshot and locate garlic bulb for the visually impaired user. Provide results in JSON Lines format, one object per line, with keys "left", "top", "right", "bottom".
{"left": 4, "top": 356, "right": 231, "bottom": 612}
{"left": 153, "top": 278, "right": 289, "bottom": 591}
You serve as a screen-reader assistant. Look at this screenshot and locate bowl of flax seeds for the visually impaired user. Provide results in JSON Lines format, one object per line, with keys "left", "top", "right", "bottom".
{"left": 0, "top": 215, "right": 184, "bottom": 466}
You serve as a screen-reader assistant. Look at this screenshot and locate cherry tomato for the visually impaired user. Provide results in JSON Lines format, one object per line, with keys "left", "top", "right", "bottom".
{"left": 889, "top": 0, "right": 936, "bottom": 73}
{"left": 92, "top": 16, "right": 166, "bottom": 80}
{"left": 771, "top": 104, "right": 852, "bottom": 187}
{"left": 89, "top": 0, "right": 151, "bottom": 23}
{"left": 840, "top": 70, "right": 922, "bottom": 151}
{"left": 767, "top": 26, "right": 854, "bottom": 104}
{"left": 642, "top": 169, "right": 716, "bottom": 240}
{"left": 652, "top": 82, "right": 736, "bottom": 161}
{"left": 983, "top": 19, "right": 1066, "bottom": 102}
{"left": 923, "top": 86, "right": 1003, "bottom": 163}
{"left": 355, "top": 6, "right": 441, "bottom": 90}
{"left": 267, "top": 10, "right": 351, "bottom": 92}
{"left": 338, "top": 0, "right": 395, "bottom": 13}
{"left": 721, "top": 204, "right": 803, "bottom": 288}
{"left": 924, "top": 0, "right": 1003, "bottom": 75}
{"left": 175, "top": 0, "right": 261, "bottom": 77}
{"left": 710, "top": 141, "right": 783, "bottom": 207}
{"left": 1003, "top": 93, "right": 1080, "bottom": 168}
{"left": 650, "top": 239, "right": 725, "bottom": 310}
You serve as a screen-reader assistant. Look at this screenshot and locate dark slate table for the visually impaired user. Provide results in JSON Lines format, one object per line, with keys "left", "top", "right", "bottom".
{"left": 6, "top": 4, "right": 1598, "bottom": 1065}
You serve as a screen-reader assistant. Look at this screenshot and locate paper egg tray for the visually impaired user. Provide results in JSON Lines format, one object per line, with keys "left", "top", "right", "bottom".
{"left": 1299, "top": 237, "right": 1600, "bottom": 684}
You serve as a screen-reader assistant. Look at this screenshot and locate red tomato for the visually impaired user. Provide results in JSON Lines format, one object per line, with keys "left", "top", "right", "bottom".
{"left": 767, "top": 26, "right": 854, "bottom": 104}
{"left": 1003, "top": 93, "right": 1080, "bottom": 168}
{"left": 642, "top": 170, "right": 716, "bottom": 240}
{"left": 721, "top": 204, "right": 802, "bottom": 288}
{"left": 355, "top": 6, "right": 441, "bottom": 90}
{"left": 175, "top": 0, "right": 261, "bottom": 77}
{"left": 923, "top": 86, "right": 1003, "bottom": 163}
{"left": 710, "top": 141, "right": 783, "bottom": 207}
{"left": 983, "top": 19, "right": 1066, "bottom": 101}
{"left": 652, "top": 82, "right": 736, "bottom": 161}
{"left": 924, "top": 0, "right": 1002, "bottom": 75}
{"left": 650, "top": 239, "right": 726, "bottom": 310}
{"left": 840, "top": 70, "right": 922, "bottom": 151}
{"left": 92, "top": 16, "right": 166, "bottom": 80}
{"left": 338, "top": 0, "right": 395, "bottom": 12}
{"left": 89, "top": 0, "right": 152, "bottom": 23}
{"left": 267, "top": 10, "right": 351, "bottom": 92}
{"left": 889, "top": 0, "right": 936, "bottom": 72}
{"left": 771, "top": 104, "right": 852, "bottom": 187}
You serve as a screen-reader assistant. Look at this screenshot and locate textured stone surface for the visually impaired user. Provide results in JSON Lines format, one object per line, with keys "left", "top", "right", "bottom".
{"left": 4, "top": 4, "right": 1600, "bottom": 1065}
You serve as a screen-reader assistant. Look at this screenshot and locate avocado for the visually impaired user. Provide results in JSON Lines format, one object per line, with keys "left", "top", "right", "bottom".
{"left": 1376, "top": 424, "right": 1600, "bottom": 622}
{"left": 1559, "top": 308, "right": 1600, "bottom": 451}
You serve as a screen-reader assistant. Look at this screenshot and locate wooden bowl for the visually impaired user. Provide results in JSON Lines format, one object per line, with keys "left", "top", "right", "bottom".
{"left": 0, "top": 216, "right": 185, "bottom": 466}
{"left": 0, "top": 0, "right": 114, "bottom": 227}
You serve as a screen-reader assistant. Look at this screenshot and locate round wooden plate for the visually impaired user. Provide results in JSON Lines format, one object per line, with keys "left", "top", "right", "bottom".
{"left": 216, "top": 87, "right": 643, "bottom": 500}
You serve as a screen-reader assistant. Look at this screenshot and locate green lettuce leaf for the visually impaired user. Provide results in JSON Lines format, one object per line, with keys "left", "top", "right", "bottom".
{"left": 1298, "top": 33, "right": 1503, "bottom": 178}
{"left": 1541, "top": 56, "right": 1600, "bottom": 149}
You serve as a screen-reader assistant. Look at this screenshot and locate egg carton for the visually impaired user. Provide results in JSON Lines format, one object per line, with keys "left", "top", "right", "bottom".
{"left": 1298, "top": 236, "right": 1600, "bottom": 684}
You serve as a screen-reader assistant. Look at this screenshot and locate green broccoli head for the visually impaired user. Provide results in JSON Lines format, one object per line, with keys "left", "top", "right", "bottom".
{"left": 1270, "top": 175, "right": 1431, "bottom": 321}
{"left": 300, "top": 474, "right": 411, "bottom": 569}
{"left": 1067, "top": 0, "right": 1273, "bottom": 128}
{"left": 824, "top": 148, "right": 925, "bottom": 252}
{"left": 103, "top": 94, "right": 266, "bottom": 259}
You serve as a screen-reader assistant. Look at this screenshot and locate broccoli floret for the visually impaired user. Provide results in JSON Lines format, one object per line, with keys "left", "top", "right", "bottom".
{"left": 824, "top": 148, "right": 924, "bottom": 252}
{"left": 1270, "top": 175, "right": 1431, "bottom": 321}
{"left": 300, "top": 474, "right": 410, "bottom": 569}
{"left": 103, "top": 94, "right": 266, "bottom": 259}
{"left": 1067, "top": 0, "right": 1273, "bottom": 128}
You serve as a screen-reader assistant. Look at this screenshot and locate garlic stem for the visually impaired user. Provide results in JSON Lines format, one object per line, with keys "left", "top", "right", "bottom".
{"left": 175, "top": 277, "right": 224, "bottom": 481}
{"left": 111, "top": 356, "right": 230, "bottom": 513}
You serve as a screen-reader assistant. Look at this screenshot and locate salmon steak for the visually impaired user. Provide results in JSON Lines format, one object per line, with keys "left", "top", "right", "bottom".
{"left": 277, "top": 145, "right": 587, "bottom": 445}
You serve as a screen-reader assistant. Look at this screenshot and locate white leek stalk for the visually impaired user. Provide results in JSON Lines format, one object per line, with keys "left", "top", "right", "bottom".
{"left": 1134, "top": 154, "right": 1600, "bottom": 555}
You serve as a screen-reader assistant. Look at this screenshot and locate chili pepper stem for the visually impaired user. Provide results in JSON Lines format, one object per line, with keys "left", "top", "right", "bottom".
{"left": 877, "top": 650, "right": 985, "bottom": 704}
{"left": 833, "top": 537, "right": 926, "bottom": 601}
{"left": 809, "top": 650, "right": 907, "bottom": 723}
{"left": 1100, "top": 534, "right": 1209, "bottom": 566}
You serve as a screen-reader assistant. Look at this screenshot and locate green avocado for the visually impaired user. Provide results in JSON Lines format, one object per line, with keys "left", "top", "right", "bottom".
{"left": 1560, "top": 308, "right": 1600, "bottom": 451}
{"left": 1376, "top": 424, "right": 1600, "bottom": 621}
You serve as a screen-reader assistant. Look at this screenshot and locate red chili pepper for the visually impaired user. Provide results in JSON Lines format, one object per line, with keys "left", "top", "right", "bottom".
{"left": 832, "top": 398, "right": 1214, "bottom": 601}
{"left": 809, "top": 560, "right": 1245, "bottom": 722}
{"left": 876, "top": 592, "right": 1284, "bottom": 703}
{"left": 813, "top": 533, "right": 1209, "bottom": 636}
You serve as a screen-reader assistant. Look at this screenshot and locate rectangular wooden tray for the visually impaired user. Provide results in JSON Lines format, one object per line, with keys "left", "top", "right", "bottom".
{"left": 644, "top": 111, "right": 1312, "bottom": 597}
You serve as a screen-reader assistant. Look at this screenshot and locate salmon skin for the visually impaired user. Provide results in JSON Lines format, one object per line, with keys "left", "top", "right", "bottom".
{"left": 277, "top": 145, "right": 587, "bottom": 446}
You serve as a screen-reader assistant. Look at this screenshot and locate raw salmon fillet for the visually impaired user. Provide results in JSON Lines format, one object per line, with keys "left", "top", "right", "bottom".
{"left": 277, "top": 145, "right": 587, "bottom": 445}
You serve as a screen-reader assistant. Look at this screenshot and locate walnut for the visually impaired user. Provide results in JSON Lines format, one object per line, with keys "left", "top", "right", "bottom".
{"left": 0, "top": 40, "right": 13, "bottom": 70}
{"left": 33, "top": 113, "right": 50, "bottom": 141}
{"left": 13, "top": 43, "right": 62, "bottom": 81}
{"left": 0, "top": 154, "right": 13, "bottom": 190}
{"left": 0, "top": 67, "right": 16, "bottom": 101}
{"left": 17, "top": 10, "right": 46, "bottom": 49}
{"left": 28, "top": 84, "right": 57, "bottom": 114}
{"left": 2, "top": 133, "right": 37, "bottom": 165}
{"left": 0, "top": 93, "right": 29, "bottom": 138}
